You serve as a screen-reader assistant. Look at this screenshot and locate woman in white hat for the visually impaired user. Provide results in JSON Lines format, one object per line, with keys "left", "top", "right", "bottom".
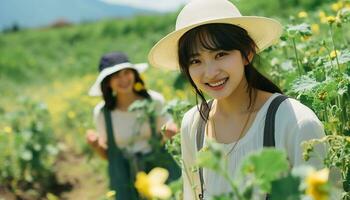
{"left": 148, "top": 0, "right": 326, "bottom": 199}
{"left": 86, "top": 52, "right": 180, "bottom": 200}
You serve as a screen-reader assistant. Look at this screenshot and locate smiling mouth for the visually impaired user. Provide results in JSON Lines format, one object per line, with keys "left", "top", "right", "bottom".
{"left": 206, "top": 78, "right": 229, "bottom": 88}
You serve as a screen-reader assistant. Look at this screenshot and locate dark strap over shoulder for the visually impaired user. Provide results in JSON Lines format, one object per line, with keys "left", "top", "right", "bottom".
{"left": 196, "top": 101, "right": 214, "bottom": 151}
{"left": 103, "top": 107, "right": 117, "bottom": 150}
{"left": 195, "top": 95, "right": 289, "bottom": 200}
{"left": 195, "top": 101, "right": 213, "bottom": 200}
{"left": 263, "top": 95, "right": 289, "bottom": 147}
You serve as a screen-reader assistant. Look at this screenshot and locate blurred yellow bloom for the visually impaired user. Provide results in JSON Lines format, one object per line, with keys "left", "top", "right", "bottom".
{"left": 330, "top": 50, "right": 341, "bottom": 59}
{"left": 306, "top": 168, "right": 330, "bottom": 200}
{"left": 133, "top": 82, "right": 144, "bottom": 92}
{"left": 346, "top": 136, "right": 350, "bottom": 143}
{"left": 331, "top": 2, "right": 343, "bottom": 12}
{"left": 67, "top": 111, "right": 76, "bottom": 119}
{"left": 311, "top": 24, "right": 320, "bottom": 34}
{"left": 326, "top": 16, "right": 336, "bottom": 24}
{"left": 175, "top": 90, "right": 186, "bottom": 100}
{"left": 135, "top": 167, "right": 171, "bottom": 200}
{"left": 4, "top": 126, "right": 13, "bottom": 134}
{"left": 106, "top": 190, "right": 116, "bottom": 198}
{"left": 301, "top": 35, "right": 311, "bottom": 41}
{"left": 319, "top": 11, "right": 327, "bottom": 23}
{"left": 319, "top": 47, "right": 326, "bottom": 53}
{"left": 298, "top": 11, "right": 308, "bottom": 18}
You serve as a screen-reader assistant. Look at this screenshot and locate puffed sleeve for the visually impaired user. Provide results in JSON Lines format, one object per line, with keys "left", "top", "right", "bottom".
{"left": 287, "top": 118, "right": 326, "bottom": 169}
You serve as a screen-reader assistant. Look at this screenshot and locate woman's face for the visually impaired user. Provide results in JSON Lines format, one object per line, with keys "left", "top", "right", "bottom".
{"left": 109, "top": 68, "right": 136, "bottom": 94}
{"left": 188, "top": 49, "right": 248, "bottom": 100}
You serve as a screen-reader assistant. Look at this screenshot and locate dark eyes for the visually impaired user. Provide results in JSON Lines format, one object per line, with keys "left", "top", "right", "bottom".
{"left": 215, "top": 52, "right": 227, "bottom": 58}
{"left": 189, "top": 51, "right": 228, "bottom": 66}
{"left": 189, "top": 59, "right": 200, "bottom": 65}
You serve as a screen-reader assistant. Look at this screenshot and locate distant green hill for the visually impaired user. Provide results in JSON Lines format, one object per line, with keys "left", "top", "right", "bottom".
{"left": 0, "top": 0, "right": 339, "bottom": 96}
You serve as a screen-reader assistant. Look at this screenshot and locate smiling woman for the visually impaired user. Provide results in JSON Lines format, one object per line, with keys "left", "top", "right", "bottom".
{"left": 148, "top": 0, "right": 327, "bottom": 199}
{"left": 86, "top": 52, "right": 180, "bottom": 200}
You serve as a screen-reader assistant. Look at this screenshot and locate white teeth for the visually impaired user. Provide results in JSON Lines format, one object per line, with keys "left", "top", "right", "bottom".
{"left": 208, "top": 79, "right": 226, "bottom": 87}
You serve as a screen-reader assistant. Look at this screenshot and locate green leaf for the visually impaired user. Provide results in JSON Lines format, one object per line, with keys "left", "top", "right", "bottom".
{"left": 286, "top": 23, "right": 312, "bottom": 37}
{"left": 290, "top": 76, "right": 319, "bottom": 94}
{"left": 240, "top": 148, "right": 289, "bottom": 192}
{"left": 270, "top": 174, "right": 301, "bottom": 200}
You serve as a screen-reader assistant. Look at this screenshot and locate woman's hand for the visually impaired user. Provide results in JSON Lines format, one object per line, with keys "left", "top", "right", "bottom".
{"left": 85, "top": 129, "right": 107, "bottom": 159}
{"left": 162, "top": 121, "right": 178, "bottom": 140}
{"left": 86, "top": 129, "right": 99, "bottom": 147}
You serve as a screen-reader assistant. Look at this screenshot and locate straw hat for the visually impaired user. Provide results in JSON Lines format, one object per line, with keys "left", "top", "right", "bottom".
{"left": 148, "top": 0, "right": 283, "bottom": 70}
{"left": 89, "top": 52, "right": 148, "bottom": 96}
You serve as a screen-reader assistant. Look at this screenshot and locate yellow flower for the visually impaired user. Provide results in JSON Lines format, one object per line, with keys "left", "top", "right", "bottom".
{"left": 306, "top": 168, "right": 330, "bottom": 200}
{"left": 331, "top": 2, "right": 343, "bottom": 12}
{"left": 330, "top": 50, "right": 341, "bottom": 59}
{"left": 301, "top": 35, "right": 311, "bottom": 41}
{"left": 67, "top": 111, "right": 76, "bottom": 119}
{"left": 105, "top": 190, "right": 116, "bottom": 198}
{"left": 346, "top": 136, "right": 350, "bottom": 143}
{"left": 3, "top": 126, "right": 12, "bottom": 134}
{"left": 311, "top": 24, "right": 320, "bottom": 34}
{"left": 319, "top": 47, "right": 326, "bottom": 53}
{"left": 326, "top": 16, "right": 336, "bottom": 24}
{"left": 133, "top": 82, "right": 144, "bottom": 92}
{"left": 298, "top": 11, "right": 308, "bottom": 18}
{"left": 135, "top": 167, "right": 171, "bottom": 200}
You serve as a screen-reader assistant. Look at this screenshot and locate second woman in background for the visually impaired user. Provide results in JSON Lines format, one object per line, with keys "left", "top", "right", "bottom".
{"left": 86, "top": 52, "right": 180, "bottom": 200}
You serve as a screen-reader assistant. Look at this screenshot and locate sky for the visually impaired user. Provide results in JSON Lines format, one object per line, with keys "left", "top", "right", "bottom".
{"left": 100, "top": 0, "right": 190, "bottom": 12}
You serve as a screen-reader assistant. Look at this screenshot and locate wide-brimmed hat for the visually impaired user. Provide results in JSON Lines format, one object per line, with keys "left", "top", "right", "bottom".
{"left": 148, "top": 0, "right": 283, "bottom": 70}
{"left": 89, "top": 52, "right": 148, "bottom": 96}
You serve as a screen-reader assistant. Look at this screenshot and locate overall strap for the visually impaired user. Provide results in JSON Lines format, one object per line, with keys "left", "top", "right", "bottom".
{"left": 263, "top": 94, "right": 289, "bottom": 200}
{"left": 196, "top": 100, "right": 213, "bottom": 200}
{"left": 263, "top": 95, "right": 289, "bottom": 147}
{"left": 195, "top": 95, "right": 289, "bottom": 200}
{"left": 103, "top": 107, "right": 117, "bottom": 150}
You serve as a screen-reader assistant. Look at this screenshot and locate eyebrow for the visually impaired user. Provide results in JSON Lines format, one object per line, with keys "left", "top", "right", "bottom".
{"left": 189, "top": 53, "right": 200, "bottom": 58}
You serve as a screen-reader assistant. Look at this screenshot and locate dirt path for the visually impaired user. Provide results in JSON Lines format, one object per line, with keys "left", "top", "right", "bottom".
{"left": 54, "top": 149, "right": 108, "bottom": 200}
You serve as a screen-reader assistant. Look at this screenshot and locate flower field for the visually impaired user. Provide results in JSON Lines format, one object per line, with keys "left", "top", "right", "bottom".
{"left": 0, "top": 0, "right": 349, "bottom": 199}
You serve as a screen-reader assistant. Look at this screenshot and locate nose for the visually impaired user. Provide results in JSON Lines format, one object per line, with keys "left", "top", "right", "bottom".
{"left": 203, "top": 61, "right": 220, "bottom": 80}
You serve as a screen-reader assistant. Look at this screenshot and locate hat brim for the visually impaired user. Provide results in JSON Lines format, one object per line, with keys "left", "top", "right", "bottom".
{"left": 89, "top": 62, "right": 148, "bottom": 96}
{"left": 148, "top": 16, "right": 283, "bottom": 70}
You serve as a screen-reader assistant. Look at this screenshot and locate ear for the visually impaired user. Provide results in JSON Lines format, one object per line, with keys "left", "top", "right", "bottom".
{"left": 243, "top": 51, "right": 254, "bottom": 66}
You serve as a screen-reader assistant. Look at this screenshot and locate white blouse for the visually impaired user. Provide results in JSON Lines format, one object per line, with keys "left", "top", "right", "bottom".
{"left": 180, "top": 93, "right": 326, "bottom": 200}
{"left": 93, "top": 90, "right": 170, "bottom": 154}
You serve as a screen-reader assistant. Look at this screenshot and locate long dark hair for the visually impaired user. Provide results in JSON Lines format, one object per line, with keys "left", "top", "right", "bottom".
{"left": 101, "top": 68, "right": 150, "bottom": 110}
{"left": 178, "top": 23, "right": 282, "bottom": 121}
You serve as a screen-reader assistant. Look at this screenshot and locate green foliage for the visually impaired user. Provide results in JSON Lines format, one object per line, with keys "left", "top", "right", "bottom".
{"left": 240, "top": 149, "right": 289, "bottom": 192}
{"left": 0, "top": 97, "right": 60, "bottom": 198}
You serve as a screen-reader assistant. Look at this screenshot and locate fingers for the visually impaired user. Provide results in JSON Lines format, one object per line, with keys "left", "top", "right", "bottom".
{"left": 86, "top": 130, "right": 98, "bottom": 146}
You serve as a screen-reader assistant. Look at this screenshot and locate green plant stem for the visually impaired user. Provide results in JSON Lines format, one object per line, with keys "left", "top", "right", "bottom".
{"left": 323, "top": 104, "right": 329, "bottom": 123}
{"left": 292, "top": 38, "right": 302, "bottom": 77}
{"left": 328, "top": 24, "right": 341, "bottom": 73}
{"left": 222, "top": 170, "right": 244, "bottom": 200}
{"left": 220, "top": 160, "right": 244, "bottom": 200}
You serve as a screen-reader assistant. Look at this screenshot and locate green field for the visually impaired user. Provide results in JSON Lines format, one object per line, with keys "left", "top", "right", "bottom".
{"left": 0, "top": 0, "right": 349, "bottom": 199}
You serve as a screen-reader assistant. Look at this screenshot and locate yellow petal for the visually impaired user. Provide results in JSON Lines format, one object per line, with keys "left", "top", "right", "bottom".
{"left": 135, "top": 172, "right": 151, "bottom": 198}
{"left": 298, "top": 11, "right": 308, "bottom": 18}
{"left": 148, "top": 167, "right": 169, "bottom": 185}
{"left": 150, "top": 185, "right": 172, "bottom": 199}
